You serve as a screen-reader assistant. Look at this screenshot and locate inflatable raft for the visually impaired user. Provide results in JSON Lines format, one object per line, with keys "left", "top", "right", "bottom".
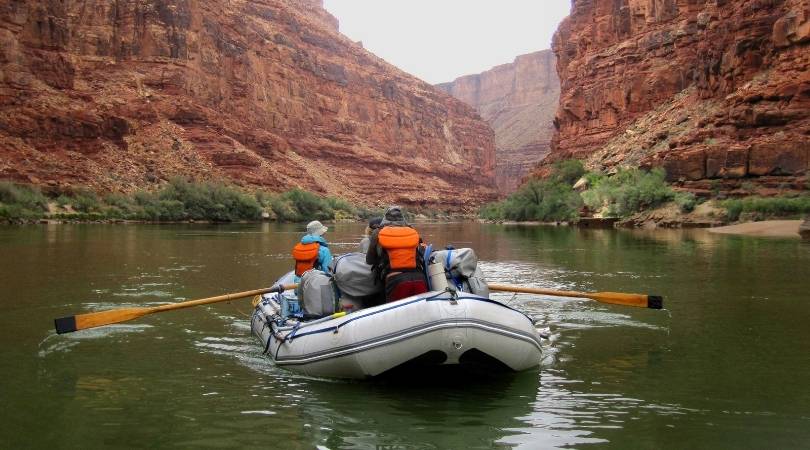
{"left": 251, "top": 272, "right": 543, "bottom": 379}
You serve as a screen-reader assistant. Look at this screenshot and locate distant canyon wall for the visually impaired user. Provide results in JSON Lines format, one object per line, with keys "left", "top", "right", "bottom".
{"left": 437, "top": 50, "right": 559, "bottom": 193}
{"left": 0, "top": 0, "right": 497, "bottom": 210}
{"left": 548, "top": 0, "right": 809, "bottom": 192}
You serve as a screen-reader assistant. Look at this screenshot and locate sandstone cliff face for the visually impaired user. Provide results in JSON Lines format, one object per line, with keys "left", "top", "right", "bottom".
{"left": 438, "top": 50, "right": 559, "bottom": 194}
{"left": 549, "top": 0, "right": 809, "bottom": 192}
{"left": 0, "top": 0, "right": 496, "bottom": 210}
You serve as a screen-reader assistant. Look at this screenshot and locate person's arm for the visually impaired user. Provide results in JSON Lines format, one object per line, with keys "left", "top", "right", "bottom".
{"left": 320, "top": 246, "right": 333, "bottom": 273}
{"left": 365, "top": 229, "right": 380, "bottom": 266}
{"left": 358, "top": 236, "right": 370, "bottom": 254}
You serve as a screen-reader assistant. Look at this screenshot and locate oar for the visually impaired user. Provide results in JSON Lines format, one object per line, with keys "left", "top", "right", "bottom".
{"left": 54, "top": 284, "right": 298, "bottom": 334}
{"left": 487, "top": 284, "right": 663, "bottom": 309}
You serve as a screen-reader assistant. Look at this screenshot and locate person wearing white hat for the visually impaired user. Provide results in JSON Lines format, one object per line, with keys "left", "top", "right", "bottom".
{"left": 291, "top": 220, "right": 333, "bottom": 282}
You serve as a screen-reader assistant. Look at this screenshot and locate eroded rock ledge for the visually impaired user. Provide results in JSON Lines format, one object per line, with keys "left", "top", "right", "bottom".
{"left": 0, "top": 0, "right": 497, "bottom": 210}
{"left": 545, "top": 0, "right": 809, "bottom": 191}
{"left": 438, "top": 50, "right": 559, "bottom": 194}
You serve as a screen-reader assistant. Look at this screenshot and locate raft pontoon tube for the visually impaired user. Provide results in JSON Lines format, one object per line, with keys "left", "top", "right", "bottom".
{"left": 251, "top": 272, "right": 543, "bottom": 379}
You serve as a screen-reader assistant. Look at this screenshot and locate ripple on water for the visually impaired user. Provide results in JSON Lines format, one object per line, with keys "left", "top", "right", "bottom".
{"left": 38, "top": 324, "right": 152, "bottom": 357}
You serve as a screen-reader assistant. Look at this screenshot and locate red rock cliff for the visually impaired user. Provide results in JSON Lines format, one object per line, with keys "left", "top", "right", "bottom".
{"left": 437, "top": 50, "right": 559, "bottom": 194}
{"left": 549, "top": 0, "right": 809, "bottom": 190}
{"left": 0, "top": 0, "right": 496, "bottom": 210}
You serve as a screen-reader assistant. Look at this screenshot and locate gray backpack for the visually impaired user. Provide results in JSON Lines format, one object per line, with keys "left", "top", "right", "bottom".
{"left": 297, "top": 270, "right": 337, "bottom": 316}
{"left": 430, "top": 248, "right": 490, "bottom": 298}
{"left": 329, "top": 252, "right": 382, "bottom": 299}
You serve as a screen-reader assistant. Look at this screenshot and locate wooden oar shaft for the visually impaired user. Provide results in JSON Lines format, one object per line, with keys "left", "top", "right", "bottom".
{"left": 55, "top": 283, "right": 297, "bottom": 334}
{"left": 488, "top": 284, "right": 591, "bottom": 299}
{"left": 148, "top": 285, "right": 297, "bottom": 314}
{"left": 487, "top": 284, "right": 662, "bottom": 309}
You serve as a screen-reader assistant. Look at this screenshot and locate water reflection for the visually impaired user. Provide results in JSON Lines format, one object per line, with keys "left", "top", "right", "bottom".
{"left": 4, "top": 223, "right": 810, "bottom": 448}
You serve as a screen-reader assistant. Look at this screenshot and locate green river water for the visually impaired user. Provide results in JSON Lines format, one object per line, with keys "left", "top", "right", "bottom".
{"left": 1, "top": 222, "right": 809, "bottom": 449}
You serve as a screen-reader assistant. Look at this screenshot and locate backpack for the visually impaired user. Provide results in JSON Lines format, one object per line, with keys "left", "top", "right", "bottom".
{"left": 429, "top": 247, "right": 489, "bottom": 297}
{"left": 296, "top": 270, "right": 337, "bottom": 317}
{"left": 329, "top": 253, "right": 383, "bottom": 303}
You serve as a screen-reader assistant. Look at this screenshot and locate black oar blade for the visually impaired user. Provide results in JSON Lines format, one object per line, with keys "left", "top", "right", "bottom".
{"left": 647, "top": 295, "right": 664, "bottom": 310}
{"left": 54, "top": 316, "right": 77, "bottom": 334}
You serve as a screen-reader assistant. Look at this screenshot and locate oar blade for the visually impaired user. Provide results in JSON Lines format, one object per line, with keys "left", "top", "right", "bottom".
{"left": 647, "top": 295, "right": 664, "bottom": 310}
{"left": 590, "top": 292, "right": 664, "bottom": 309}
{"left": 54, "top": 307, "right": 150, "bottom": 334}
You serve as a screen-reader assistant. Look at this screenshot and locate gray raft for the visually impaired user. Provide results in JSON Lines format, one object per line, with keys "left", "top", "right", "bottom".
{"left": 251, "top": 272, "right": 543, "bottom": 379}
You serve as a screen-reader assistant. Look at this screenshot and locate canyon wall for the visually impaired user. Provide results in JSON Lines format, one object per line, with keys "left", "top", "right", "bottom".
{"left": 0, "top": 0, "right": 497, "bottom": 210}
{"left": 549, "top": 0, "right": 809, "bottom": 193}
{"left": 437, "top": 50, "right": 559, "bottom": 194}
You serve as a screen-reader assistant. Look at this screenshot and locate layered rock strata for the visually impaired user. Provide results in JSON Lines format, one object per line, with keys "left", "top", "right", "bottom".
{"left": 0, "top": 0, "right": 496, "bottom": 210}
{"left": 547, "top": 0, "right": 810, "bottom": 192}
{"left": 437, "top": 50, "right": 559, "bottom": 194}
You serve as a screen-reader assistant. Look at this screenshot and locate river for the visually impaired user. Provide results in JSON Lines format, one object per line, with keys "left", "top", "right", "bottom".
{"left": 1, "top": 222, "right": 808, "bottom": 449}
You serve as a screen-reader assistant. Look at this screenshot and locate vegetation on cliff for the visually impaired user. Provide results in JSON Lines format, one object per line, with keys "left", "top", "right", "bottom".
{"left": 0, "top": 180, "right": 362, "bottom": 223}
{"left": 479, "top": 161, "right": 584, "bottom": 222}
{"left": 582, "top": 169, "right": 697, "bottom": 217}
{"left": 480, "top": 161, "right": 695, "bottom": 222}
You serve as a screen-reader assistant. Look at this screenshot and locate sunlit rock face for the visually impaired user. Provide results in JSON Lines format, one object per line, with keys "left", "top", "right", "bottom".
{"left": 0, "top": 0, "right": 497, "bottom": 210}
{"left": 437, "top": 50, "right": 559, "bottom": 194}
{"left": 546, "top": 0, "right": 809, "bottom": 190}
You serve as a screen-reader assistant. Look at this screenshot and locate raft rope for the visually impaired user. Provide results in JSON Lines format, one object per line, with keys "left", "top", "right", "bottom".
{"left": 271, "top": 290, "right": 535, "bottom": 346}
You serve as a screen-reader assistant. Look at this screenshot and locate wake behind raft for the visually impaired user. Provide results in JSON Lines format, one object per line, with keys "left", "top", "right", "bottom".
{"left": 252, "top": 248, "right": 544, "bottom": 379}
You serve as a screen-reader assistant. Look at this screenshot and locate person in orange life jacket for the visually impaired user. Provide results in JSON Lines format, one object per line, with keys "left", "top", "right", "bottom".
{"left": 365, "top": 206, "right": 427, "bottom": 302}
{"left": 291, "top": 220, "right": 333, "bottom": 282}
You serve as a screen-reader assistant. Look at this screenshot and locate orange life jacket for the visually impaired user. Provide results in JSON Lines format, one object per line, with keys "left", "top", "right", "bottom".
{"left": 378, "top": 226, "right": 420, "bottom": 271}
{"left": 292, "top": 242, "right": 320, "bottom": 276}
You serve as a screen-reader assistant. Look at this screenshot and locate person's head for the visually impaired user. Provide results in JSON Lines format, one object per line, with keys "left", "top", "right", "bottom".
{"left": 382, "top": 206, "right": 405, "bottom": 224}
{"left": 365, "top": 217, "right": 383, "bottom": 236}
{"left": 306, "top": 220, "right": 328, "bottom": 236}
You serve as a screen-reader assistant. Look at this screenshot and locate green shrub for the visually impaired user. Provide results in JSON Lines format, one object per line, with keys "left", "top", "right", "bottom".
{"left": 156, "top": 178, "right": 262, "bottom": 221}
{"left": 55, "top": 195, "right": 71, "bottom": 208}
{"left": 551, "top": 159, "right": 586, "bottom": 186}
{"left": 0, "top": 181, "right": 48, "bottom": 211}
{"left": 582, "top": 168, "right": 674, "bottom": 217}
{"left": 0, "top": 179, "right": 360, "bottom": 223}
{"left": 674, "top": 192, "right": 697, "bottom": 213}
{"left": 354, "top": 206, "right": 380, "bottom": 220}
{"left": 725, "top": 201, "right": 744, "bottom": 222}
{"left": 71, "top": 190, "right": 102, "bottom": 213}
{"left": 479, "top": 201, "right": 505, "bottom": 221}
{"left": 479, "top": 161, "right": 586, "bottom": 222}
{"left": 722, "top": 196, "right": 810, "bottom": 221}
{"left": 326, "top": 196, "right": 356, "bottom": 216}
{"left": 479, "top": 179, "right": 582, "bottom": 222}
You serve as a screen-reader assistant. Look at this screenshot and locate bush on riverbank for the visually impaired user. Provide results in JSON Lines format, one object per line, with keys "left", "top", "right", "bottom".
{"left": 258, "top": 188, "right": 358, "bottom": 222}
{"left": 0, "top": 179, "right": 366, "bottom": 223}
{"left": 722, "top": 195, "right": 810, "bottom": 221}
{"left": 0, "top": 182, "right": 49, "bottom": 220}
{"left": 480, "top": 164, "right": 699, "bottom": 222}
{"left": 480, "top": 161, "right": 585, "bottom": 222}
{"left": 582, "top": 168, "right": 693, "bottom": 217}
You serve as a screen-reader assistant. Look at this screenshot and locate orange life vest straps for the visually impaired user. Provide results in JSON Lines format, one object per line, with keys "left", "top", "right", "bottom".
{"left": 292, "top": 242, "right": 320, "bottom": 276}
{"left": 378, "top": 226, "right": 420, "bottom": 271}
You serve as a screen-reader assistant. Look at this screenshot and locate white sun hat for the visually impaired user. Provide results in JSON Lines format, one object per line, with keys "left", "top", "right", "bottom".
{"left": 306, "top": 220, "right": 328, "bottom": 236}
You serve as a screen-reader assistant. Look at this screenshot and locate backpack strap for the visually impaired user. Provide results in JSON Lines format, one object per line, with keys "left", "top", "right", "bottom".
{"left": 445, "top": 245, "right": 463, "bottom": 290}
